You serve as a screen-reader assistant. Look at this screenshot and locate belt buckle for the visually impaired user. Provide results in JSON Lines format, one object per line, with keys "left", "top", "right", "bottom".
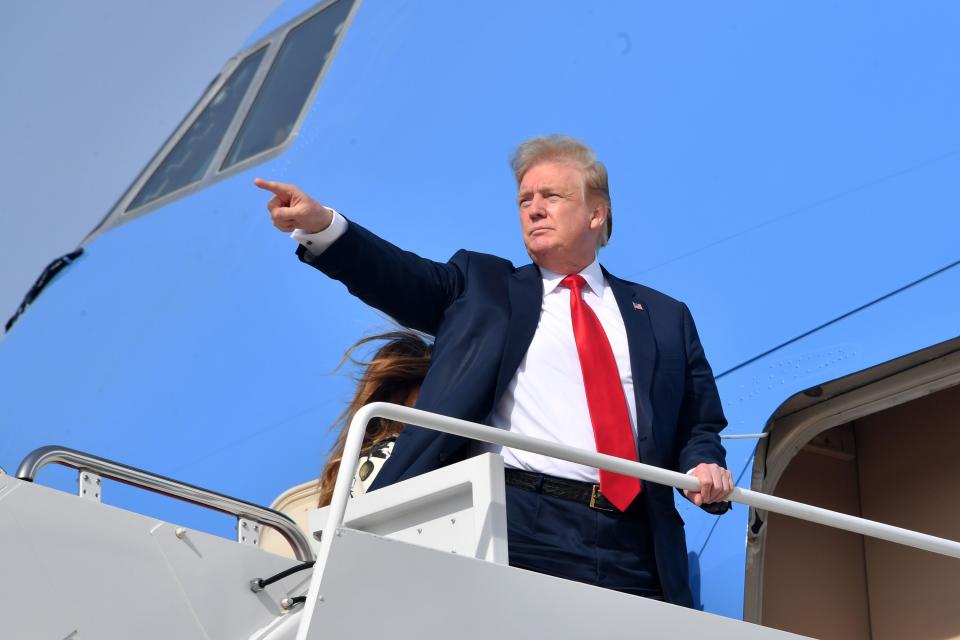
{"left": 589, "top": 485, "right": 614, "bottom": 512}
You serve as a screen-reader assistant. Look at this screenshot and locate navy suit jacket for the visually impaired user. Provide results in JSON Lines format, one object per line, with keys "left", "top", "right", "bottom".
{"left": 297, "top": 220, "right": 728, "bottom": 606}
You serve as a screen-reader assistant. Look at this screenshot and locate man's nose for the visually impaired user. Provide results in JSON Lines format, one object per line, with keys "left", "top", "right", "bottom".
{"left": 527, "top": 194, "right": 546, "bottom": 218}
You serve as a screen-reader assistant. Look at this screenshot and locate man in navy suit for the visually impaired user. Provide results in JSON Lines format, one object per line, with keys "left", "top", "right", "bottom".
{"left": 255, "top": 135, "right": 733, "bottom": 606}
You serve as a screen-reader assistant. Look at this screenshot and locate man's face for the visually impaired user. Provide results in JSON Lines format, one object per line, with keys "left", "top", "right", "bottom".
{"left": 518, "top": 161, "right": 604, "bottom": 272}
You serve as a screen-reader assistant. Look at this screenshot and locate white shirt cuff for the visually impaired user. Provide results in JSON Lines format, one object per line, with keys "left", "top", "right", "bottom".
{"left": 291, "top": 209, "right": 347, "bottom": 254}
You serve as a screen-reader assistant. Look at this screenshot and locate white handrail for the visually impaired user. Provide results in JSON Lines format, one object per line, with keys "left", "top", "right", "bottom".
{"left": 297, "top": 401, "right": 960, "bottom": 637}
{"left": 296, "top": 401, "right": 960, "bottom": 638}
{"left": 329, "top": 402, "right": 960, "bottom": 559}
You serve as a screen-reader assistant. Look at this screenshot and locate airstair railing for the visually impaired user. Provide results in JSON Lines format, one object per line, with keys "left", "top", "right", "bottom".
{"left": 317, "top": 402, "right": 960, "bottom": 570}
{"left": 16, "top": 445, "right": 314, "bottom": 562}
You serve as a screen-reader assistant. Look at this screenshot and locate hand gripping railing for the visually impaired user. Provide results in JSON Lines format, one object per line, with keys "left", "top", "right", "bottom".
{"left": 16, "top": 445, "right": 314, "bottom": 562}
{"left": 318, "top": 402, "right": 960, "bottom": 564}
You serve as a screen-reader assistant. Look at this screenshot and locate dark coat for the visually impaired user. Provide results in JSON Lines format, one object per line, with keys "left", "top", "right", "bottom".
{"left": 297, "top": 220, "right": 728, "bottom": 606}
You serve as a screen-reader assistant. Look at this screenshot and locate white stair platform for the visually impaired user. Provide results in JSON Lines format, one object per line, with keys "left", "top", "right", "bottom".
{"left": 1, "top": 455, "right": 809, "bottom": 640}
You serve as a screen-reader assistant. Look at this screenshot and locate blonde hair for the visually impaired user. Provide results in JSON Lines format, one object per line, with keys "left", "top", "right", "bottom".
{"left": 510, "top": 135, "right": 612, "bottom": 247}
{"left": 316, "top": 330, "right": 432, "bottom": 508}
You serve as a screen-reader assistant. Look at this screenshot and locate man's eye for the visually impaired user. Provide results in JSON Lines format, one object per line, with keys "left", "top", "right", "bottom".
{"left": 547, "top": 194, "right": 561, "bottom": 201}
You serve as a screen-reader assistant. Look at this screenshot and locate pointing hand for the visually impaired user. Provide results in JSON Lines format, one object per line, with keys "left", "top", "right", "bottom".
{"left": 254, "top": 178, "right": 333, "bottom": 234}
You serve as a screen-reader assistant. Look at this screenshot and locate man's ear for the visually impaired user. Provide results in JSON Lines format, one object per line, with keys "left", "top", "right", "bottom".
{"left": 589, "top": 203, "right": 608, "bottom": 231}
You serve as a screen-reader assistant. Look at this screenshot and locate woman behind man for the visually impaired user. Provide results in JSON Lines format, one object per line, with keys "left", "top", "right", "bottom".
{"left": 259, "top": 330, "right": 432, "bottom": 557}
{"left": 316, "top": 330, "right": 432, "bottom": 507}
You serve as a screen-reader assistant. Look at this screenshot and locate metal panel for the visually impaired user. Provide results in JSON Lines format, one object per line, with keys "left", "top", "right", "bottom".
{"left": 0, "top": 475, "right": 302, "bottom": 640}
{"left": 0, "top": 475, "right": 206, "bottom": 639}
{"left": 0, "top": 478, "right": 91, "bottom": 640}
{"left": 307, "top": 453, "right": 508, "bottom": 563}
{"left": 151, "top": 521, "right": 308, "bottom": 638}
{"left": 77, "top": 470, "right": 101, "bottom": 501}
{"left": 239, "top": 517, "right": 263, "bottom": 546}
{"left": 300, "top": 528, "right": 808, "bottom": 640}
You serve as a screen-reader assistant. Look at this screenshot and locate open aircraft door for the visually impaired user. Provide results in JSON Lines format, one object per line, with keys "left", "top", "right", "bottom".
{"left": 744, "top": 336, "right": 960, "bottom": 639}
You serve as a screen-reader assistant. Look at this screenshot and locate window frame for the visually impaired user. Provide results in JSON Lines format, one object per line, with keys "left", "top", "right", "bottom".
{"left": 86, "top": 0, "right": 360, "bottom": 242}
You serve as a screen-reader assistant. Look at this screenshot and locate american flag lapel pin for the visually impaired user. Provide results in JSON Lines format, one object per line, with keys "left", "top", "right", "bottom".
{"left": 633, "top": 301, "right": 644, "bottom": 311}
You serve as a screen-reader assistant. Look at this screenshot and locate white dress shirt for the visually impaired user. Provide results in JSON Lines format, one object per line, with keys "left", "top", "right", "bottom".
{"left": 488, "top": 261, "right": 637, "bottom": 483}
{"left": 295, "top": 215, "right": 637, "bottom": 483}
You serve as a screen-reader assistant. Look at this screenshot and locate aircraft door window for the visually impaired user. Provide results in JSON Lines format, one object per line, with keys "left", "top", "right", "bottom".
{"left": 125, "top": 46, "right": 268, "bottom": 212}
{"left": 221, "top": 0, "right": 355, "bottom": 169}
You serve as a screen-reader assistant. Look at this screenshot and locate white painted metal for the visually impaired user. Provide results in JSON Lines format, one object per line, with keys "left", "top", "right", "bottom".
{"left": 0, "top": 474, "right": 303, "bottom": 639}
{"left": 251, "top": 610, "right": 303, "bottom": 640}
{"left": 307, "top": 453, "right": 508, "bottom": 563}
{"left": 239, "top": 517, "right": 262, "bottom": 546}
{"left": 302, "top": 528, "right": 808, "bottom": 640}
{"left": 78, "top": 470, "right": 101, "bottom": 501}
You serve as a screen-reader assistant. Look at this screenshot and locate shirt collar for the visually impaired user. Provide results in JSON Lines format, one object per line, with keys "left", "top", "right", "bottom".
{"left": 541, "top": 257, "right": 605, "bottom": 297}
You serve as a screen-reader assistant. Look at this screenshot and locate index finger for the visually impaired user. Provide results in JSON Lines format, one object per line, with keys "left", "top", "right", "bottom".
{"left": 253, "top": 177, "right": 294, "bottom": 198}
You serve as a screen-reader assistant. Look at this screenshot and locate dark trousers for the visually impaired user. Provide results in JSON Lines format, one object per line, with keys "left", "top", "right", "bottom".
{"left": 505, "top": 483, "right": 663, "bottom": 599}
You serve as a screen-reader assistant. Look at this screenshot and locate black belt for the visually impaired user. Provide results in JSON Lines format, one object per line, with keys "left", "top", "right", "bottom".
{"left": 504, "top": 469, "right": 617, "bottom": 512}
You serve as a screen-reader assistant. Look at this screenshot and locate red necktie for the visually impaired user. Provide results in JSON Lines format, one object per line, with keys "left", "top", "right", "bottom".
{"left": 561, "top": 274, "right": 641, "bottom": 512}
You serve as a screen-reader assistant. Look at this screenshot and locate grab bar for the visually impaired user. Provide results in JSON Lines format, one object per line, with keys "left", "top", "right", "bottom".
{"left": 318, "top": 403, "right": 960, "bottom": 564}
{"left": 16, "top": 445, "right": 313, "bottom": 561}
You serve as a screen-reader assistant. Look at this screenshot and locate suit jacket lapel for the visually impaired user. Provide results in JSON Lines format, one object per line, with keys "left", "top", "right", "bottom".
{"left": 493, "top": 264, "right": 542, "bottom": 408}
{"left": 603, "top": 267, "right": 658, "bottom": 457}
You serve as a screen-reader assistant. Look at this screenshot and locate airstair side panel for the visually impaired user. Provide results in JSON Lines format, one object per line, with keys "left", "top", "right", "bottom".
{"left": 0, "top": 475, "right": 304, "bottom": 640}
{"left": 303, "top": 528, "right": 810, "bottom": 640}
